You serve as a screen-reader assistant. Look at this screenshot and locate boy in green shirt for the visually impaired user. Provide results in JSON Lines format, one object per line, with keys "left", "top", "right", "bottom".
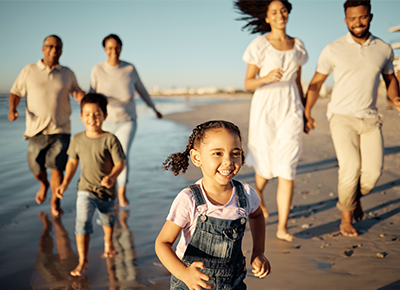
{"left": 56, "top": 93, "right": 125, "bottom": 276}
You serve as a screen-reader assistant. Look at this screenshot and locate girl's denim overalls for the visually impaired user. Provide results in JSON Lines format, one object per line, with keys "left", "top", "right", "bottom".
{"left": 171, "top": 180, "right": 248, "bottom": 290}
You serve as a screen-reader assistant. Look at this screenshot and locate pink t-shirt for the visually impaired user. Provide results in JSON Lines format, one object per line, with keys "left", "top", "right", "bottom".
{"left": 167, "top": 179, "right": 261, "bottom": 259}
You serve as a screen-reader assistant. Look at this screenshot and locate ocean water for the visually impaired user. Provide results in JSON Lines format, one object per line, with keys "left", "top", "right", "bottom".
{"left": 0, "top": 94, "right": 236, "bottom": 289}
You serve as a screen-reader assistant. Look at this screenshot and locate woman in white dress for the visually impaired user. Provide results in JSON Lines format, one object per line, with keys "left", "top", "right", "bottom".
{"left": 90, "top": 34, "right": 162, "bottom": 207}
{"left": 235, "top": 0, "right": 308, "bottom": 241}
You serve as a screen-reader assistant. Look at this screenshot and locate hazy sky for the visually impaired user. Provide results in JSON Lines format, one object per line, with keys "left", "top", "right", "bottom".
{"left": 0, "top": 0, "right": 399, "bottom": 93}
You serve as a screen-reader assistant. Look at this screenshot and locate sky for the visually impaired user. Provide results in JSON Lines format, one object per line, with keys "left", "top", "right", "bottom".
{"left": 0, "top": 0, "right": 399, "bottom": 94}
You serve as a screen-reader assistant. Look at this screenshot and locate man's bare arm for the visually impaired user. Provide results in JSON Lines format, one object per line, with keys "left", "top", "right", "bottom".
{"left": 382, "top": 73, "right": 400, "bottom": 116}
{"left": 8, "top": 93, "right": 21, "bottom": 121}
{"left": 304, "top": 72, "right": 329, "bottom": 132}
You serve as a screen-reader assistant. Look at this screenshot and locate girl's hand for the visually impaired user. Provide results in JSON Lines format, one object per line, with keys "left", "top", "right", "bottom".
{"left": 101, "top": 175, "right": 116, "bottom": 188}
{"left": 251, "top": 253, "right": 271, "bottom": 279}
{"left": 260, "top": 69, "right": 284, "bottom": 84}
{"left": 181, "top": 261, "right": 213, "bottom": 290}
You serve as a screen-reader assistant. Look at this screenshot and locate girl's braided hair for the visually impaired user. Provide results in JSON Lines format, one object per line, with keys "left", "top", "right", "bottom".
{"left": 162, "top": 120, "right": 245, "bottom": 176}
{"left": 234, "top": 0, "right": 292, "bottom": 34}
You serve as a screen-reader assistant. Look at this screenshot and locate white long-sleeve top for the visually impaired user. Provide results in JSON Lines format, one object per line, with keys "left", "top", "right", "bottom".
{"left": 90, "top": 60, "right": 157, "bottom": 122}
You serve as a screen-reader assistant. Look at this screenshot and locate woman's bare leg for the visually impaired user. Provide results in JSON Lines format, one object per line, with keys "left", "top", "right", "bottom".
{"left": 276, "top": 177, "right": 295, "bottom": 242}
{"left": 255, "top": 173, "right": 269, "bottom": 218}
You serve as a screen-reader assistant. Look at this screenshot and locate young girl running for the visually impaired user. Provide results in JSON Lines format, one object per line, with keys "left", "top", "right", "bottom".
{"left": 155, "top": 120, "right": 270, "bottom": 290}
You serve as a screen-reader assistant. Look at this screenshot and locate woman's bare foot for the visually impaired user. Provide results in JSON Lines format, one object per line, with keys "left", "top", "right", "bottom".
{"left": 340, "top": 222, "right": 358, "bottom": 237}
{"left": 102, "top": 241, "right": 117, "bottom": 258}
{"left": 118, "top": 186, "right": 129, "bottom": 207}
{"left": 120, "top": 210, "right": 129, "bottom": 229}
{"left": 70, "top": 261, "right": 89, "bottom": 277}
{"left": 260, "top": 203, "right": 269, "bottom": 218}
{"left": 276, "top": 229, "right": 295, "bottom": 242}
{"left": 35, "top": 181, "right": 49, "bottom": 204}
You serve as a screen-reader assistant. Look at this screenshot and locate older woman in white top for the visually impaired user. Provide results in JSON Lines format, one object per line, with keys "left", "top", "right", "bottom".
{"left": 90, "top": 34, "right": 162, "bottom": 207}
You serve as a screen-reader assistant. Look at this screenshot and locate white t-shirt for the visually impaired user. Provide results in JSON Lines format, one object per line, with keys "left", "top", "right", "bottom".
{"left": 317, "top": 33, "right": 394, "bottom": 120}
{"left": 167, "top": 179, "right": 261, "bottom": 259}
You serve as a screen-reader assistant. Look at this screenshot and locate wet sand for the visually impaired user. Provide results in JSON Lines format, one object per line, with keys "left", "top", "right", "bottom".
{"left": 0, "top": 93, "right": 399, "bottom": 289}
{"left": 164, "top": 95, "right": 400, "bottom": 290}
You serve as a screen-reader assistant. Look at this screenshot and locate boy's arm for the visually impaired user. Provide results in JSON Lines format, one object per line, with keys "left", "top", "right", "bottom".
{"left": 304, "top": 72, "right": 328, "bottom": 132}
{"left": 101, "top": 160, "right": 125, "bottom": 188}
{"left": 155, "top": 220, "right": 212, "bottom": 290}
{"left": 56, "top": 158, "right": 79, "bottom": 199}
{"left": 248, "top": 206, "right": 271, "bottom": 278}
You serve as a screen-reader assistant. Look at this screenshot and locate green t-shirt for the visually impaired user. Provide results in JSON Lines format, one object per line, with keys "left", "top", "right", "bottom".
{"left": 67, "top": 132, "right": 125, "bottom": 200}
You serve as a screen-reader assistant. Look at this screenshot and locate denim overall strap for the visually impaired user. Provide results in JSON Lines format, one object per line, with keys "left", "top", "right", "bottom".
{"left": 232, "top": 180, "right": 247, "bottom": 211}
{"left": 170, "top": 181, "right": 247, "bottom": 290}
{"left": 188, "top": 184, "right": 206, "bottom": 207}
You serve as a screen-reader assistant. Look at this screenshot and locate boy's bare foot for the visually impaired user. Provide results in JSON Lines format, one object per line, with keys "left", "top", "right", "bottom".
{"left": 276, "top": 230, "right": 294, "bottom": 242}
{"left": 340, "top": 222, "right": 358, "bottom": 237}
{"left": 70, "top": 261, "right": 89, "bottom": 277}
{"left": 102, "top": 241, "right": 117, "bottom": 258}
{"left": 118, "top": 186, "right": 129, "bottom": 207}
{"left": 35, "top": 181, "right": 49, "bottom": 204}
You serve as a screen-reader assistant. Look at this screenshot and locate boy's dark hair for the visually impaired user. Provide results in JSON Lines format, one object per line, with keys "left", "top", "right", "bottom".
{"left": 102, "top": 34, "right": 123, "bottom": 48}
{"left": 162, "top": 120, "right": 245, "bottom": 176}
{"left": 234, "top": 0, "right": 292, "bottom": 34}
{"left": 344, "top": 0, "right": 371, "bottom": 14}
{"left": 80, "top": 93, "right": 108, "bottom": 115}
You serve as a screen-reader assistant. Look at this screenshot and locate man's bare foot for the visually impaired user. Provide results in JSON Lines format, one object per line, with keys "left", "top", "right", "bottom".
{"left": 102, "top": 241, "right": 117, "bottom": 258}
{"left": 51, "top": 198, "right": 64, "bottom": 217}
{"left": 70, "top": 261, "right": 89, "bottom": 277}
{"left": 35, "top": 181, "right": 49, "bottom": 204}
{"left": 276, "top": 230, "right": 295, "bottom": 242}
{"left": 118, "top": 186, "right": 129, "bottom": 207}
{"left": 340, "top": 222, "right": 358, "bottom": 237}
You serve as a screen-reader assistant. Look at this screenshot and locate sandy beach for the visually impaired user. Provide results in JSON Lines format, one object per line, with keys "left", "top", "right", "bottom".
{"left": 0, "top": 93, "right": 399, "bottom": 289}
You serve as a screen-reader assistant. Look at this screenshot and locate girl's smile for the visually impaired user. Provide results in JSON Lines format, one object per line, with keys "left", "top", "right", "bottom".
{"left": 190, "top": 128, "right": 242, "bottom": 191}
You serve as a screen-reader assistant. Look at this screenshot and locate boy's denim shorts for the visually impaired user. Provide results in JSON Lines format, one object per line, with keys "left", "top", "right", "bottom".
{"left": 75, "top": 191, "right": 116, "bottom": 236}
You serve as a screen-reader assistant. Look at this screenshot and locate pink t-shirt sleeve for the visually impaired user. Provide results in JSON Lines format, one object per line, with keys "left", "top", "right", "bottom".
{"left": 167, "top": 188, "right": 195, "bottom": 229}
{"left": 243, "top": 183, "right": 261, "bottom": 215}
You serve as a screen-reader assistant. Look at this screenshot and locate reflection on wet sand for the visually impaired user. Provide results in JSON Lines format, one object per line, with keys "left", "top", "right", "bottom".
{"left": 35, "top": 210, "right": 145, "bottom": 290}
{"left": 36, "top": 212, "right": 79, "bottom": 289}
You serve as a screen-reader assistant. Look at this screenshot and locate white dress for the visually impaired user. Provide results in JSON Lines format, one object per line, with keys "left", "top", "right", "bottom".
{"left": 242, "top": 36, "right": 308, "bottom": 180}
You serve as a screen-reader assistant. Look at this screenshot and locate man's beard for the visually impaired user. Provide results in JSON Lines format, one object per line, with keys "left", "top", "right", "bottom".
{"left": 348, "top": 24, "right": 370, "bottom": 39}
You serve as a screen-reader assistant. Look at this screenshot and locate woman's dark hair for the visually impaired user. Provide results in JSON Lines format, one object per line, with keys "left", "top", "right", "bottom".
{"left": 343, "top": 0, "right": 371, "bottom": 14}
{"left": 234, "top": 0, "right": 292, "bottom": 34}
{"left": 162, "top": 120, "right": 245, "bottom": 176}
{"left": 102, "top": 34, "right": 123, "bottom": 48}
{"left": 80, "top": 93, "right": 108, "bottom": 115}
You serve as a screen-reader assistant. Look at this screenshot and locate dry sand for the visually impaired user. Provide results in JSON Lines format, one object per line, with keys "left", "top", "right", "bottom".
{"left": 163, "top": 95, "right": 400, "bottom": 290}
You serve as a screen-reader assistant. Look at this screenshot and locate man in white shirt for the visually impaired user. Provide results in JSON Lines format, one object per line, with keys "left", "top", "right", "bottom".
{"left": 304, "top": 0, "right": 400, "bottom": 237}
{"left": 8, "top": 35, "right": 85, "bottom": 217}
